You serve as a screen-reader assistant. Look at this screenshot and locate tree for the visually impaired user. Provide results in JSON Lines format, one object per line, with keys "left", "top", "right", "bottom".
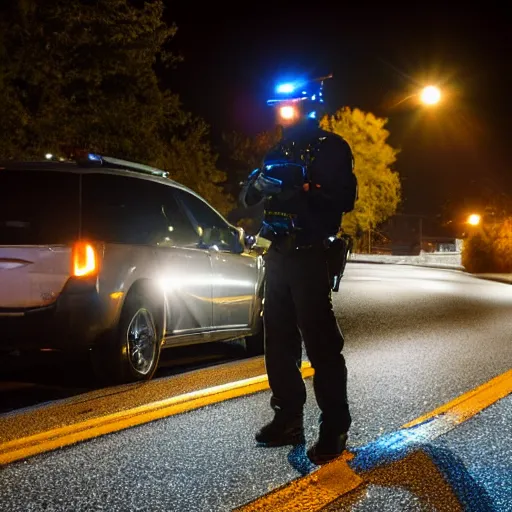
{"left": 221, "top": 129, "right": 282, "bottom": 224}
{"left": 462, "top": 219, "right": 512, "bottom": 273}
{"left": 321, "top": 107, "right": 401, "bottom": 238}
{"left": 166, "top": 119, "right": 234, "bottom": 215}
{"left": 222, "top": 128, "right": 282, "bottom": 186}
{"left": 0, "top": 0, "right": 231, "bottom": 212}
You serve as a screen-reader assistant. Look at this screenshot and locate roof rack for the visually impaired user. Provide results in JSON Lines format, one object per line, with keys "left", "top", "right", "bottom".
{"left": 76, "top": 152, "right": 169, "bottom": 178}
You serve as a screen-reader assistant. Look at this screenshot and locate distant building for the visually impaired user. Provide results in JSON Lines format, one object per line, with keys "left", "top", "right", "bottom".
{"left": 378, "top": 214, "right": 459, "bottom": 255}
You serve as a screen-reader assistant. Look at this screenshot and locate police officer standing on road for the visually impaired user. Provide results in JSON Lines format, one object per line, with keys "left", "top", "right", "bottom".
{"left": 239, "top": 75, "right": 358, "bottom": 465}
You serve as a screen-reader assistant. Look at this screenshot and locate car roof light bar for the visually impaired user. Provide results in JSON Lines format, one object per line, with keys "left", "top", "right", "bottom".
{"left": 78, "top": 152, "right": 169, "bottom": 178}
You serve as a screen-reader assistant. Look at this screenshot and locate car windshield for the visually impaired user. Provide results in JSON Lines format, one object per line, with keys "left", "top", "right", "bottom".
{"left": 0, "top": 169, "right": 80, "bottom": 245}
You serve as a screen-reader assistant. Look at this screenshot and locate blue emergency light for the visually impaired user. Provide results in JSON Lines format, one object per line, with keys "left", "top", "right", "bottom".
{"left": 87, "top": 153, "right": 102, "bottom": 162}
{"left": 276, "top": 83, "right": 296, "bottom": 93}
{"left": 76, "top": 152, "right": 169, "bottom": 178}
{"left": 267, "top": 74, "right": 332, "bottom": 106}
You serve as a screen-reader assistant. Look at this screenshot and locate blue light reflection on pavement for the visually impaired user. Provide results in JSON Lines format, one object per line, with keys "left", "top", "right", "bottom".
{"left": 342, "top": 395, "right": 512, "bottom": 511}
{"left": 350, "top": 419, "right": 439, "bottom": 472}
{"left": 432, "top": 394, "right": 512, "bottom": 512}
{"left": 350, "top": 424, "right": 494, "bottom": 510}
{"left": 424, "top": 444, "right": 495, "bottom": 511}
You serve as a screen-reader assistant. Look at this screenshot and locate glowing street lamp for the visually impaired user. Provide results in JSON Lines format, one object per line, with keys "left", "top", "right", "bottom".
{"left": 467, "top": 214, "right": 481, "bottom": 226}
{"left": 420, "top": 85, "right": 441, "bottom": 106}
{"left": 389, "top": 85, "right": 443, "bottom": 109}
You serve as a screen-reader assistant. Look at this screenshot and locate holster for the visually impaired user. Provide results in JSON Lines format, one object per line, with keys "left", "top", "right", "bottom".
{"left": 324, "top": 237, "right": 349, "bottom": 292}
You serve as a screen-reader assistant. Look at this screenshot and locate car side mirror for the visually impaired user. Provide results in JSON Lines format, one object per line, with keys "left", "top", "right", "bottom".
{"left": 197, "top": 226, "right": 211, "bottom": 249}
{"left": 236, "top": 226, "right": 257, "bottom": 250}
{"left": 234, "top": 227, "right": 246, "bottom": 253}
{"left": 244, "top": 234, "right": 257, "bottom": 249}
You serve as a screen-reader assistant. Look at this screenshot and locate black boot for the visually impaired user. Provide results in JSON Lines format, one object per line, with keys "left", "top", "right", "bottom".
{"left": 255, "top": 411, "right": 305, "bottom": 446}
{"left": 307, "top": 423, "right": 348, "bottom": 465}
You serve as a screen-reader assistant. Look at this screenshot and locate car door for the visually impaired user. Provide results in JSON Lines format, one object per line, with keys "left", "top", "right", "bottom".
{"left": 80, "top": 174, "right": 213, "bottom": 339}
{"left": 174, "top": 188, "right": 260, "bottom": 331}
{"left": 156, "top": 186, "right": 213, "bottom": 337}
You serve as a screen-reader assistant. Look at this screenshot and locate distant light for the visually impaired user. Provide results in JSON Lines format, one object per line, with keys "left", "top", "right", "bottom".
{"left": 420, "top": 85, "right": 441, "bottom": 105}
{"left": 311, "top": 94, "right": 316, "bottom": 100}
{"left": 467, "top": 214, "right": 481, "bottom": 226}
{"left": 308, "top": 111, "right": 316, "bottom": 119}
{"left": 276, "top": 83, "right": 295, "bottom": 93}
{"left": 279, "top": 105, "right": 296, "bottom": 120}
{"left": 45, "top": 153, "right": 53, "bottom": 160}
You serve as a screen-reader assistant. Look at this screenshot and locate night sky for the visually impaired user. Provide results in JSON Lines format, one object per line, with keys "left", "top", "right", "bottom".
{"left": 164, "top": 6, "right": 510, "bottom": 218}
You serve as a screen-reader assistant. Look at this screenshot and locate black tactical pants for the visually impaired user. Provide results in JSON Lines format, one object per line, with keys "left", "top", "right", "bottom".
{"left": 263, "top": 244, "right": 351, "bottom": 434}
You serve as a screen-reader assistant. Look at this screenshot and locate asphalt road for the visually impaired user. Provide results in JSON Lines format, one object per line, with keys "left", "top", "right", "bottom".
{"left": 325, "top": 394, "right": 512, "bottom": 511}
{"left": 0, "top": 341, "right": 248, "bottom": 415}
{"left": 1, "top": 263, "right": 511, "bottom": 511}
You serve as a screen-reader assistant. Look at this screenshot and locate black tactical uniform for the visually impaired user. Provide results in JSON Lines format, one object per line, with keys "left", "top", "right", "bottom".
{"left": 241, "top": 118, "right": 357, "bottom": 464}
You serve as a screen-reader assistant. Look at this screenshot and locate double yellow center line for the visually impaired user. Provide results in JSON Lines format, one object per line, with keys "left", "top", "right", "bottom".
{"left": 1, "top": 364, "right": 510, "bottom": 511}
{"left": 0, "top": 362, "right": 314, "bottom": 465}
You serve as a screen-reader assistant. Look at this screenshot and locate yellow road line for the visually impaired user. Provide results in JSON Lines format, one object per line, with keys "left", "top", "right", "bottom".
{"left": 235, "top": 368, "right": 512, "bottom": 511}
{"left": 234, "top": 453, "right": 363, "bottom": 512}
{"left": 0, "top": 363, "right": 314, "bottom": 465}
{"left": 403, "top": 368, "right": 512, "bottom": 428}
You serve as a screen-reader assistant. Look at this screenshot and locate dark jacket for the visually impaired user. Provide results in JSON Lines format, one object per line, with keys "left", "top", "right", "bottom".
{"left": 256, "top": 124, "right": 356, "bottom": 247}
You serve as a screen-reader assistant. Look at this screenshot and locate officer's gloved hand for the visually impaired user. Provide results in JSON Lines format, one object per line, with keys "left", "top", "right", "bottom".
{"left": 259, "top": 221, "right": 278, "bottom": 241}
{"left": 253, "top": 172, "right": 282, "bottom": 197}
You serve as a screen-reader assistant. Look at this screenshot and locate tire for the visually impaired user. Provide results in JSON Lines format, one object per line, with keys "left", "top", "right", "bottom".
{"left": 92, "top": 291, "right": 162, "bottom": 385}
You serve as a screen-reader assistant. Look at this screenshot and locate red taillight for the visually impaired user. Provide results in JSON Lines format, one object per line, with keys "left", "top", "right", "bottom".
{"left": 72, "top": 241, "right": 98, "bottom": 277}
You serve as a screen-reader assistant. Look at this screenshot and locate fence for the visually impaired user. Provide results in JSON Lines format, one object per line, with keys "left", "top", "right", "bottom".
{"left": 349, "top": 251, "right": 463, "bottom": 269}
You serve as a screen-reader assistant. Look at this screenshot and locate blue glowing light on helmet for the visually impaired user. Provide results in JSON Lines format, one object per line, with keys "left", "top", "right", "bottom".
{"left": 267, "top": 75, "right": 331, "bottom": 106}
{"left": 276, "top": 83, "right": 296, "bottom": 94}
{"left": 267, "top": 74, "right": 332, "bottom": 123}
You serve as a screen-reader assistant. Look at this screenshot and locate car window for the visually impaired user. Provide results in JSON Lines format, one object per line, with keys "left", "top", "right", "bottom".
{"left": 0, "top": 169, "right": 80, "bottom": 245}
{"left": 161, "top": 190, "right": 201, "bottom": 248}
{"left": 81, "top": 174, "right": 198, "bottom": 247}
{"left": 173, "top": 188, "right": 238, "bottom": 252}
{"left": 81, "top": 173, "right": 168, "bottom": 245}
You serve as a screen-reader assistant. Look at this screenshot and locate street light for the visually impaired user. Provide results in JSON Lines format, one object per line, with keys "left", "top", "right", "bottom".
{"left": 467, "top": 214, "right": 481, "bottom": 226}
{"left": 390, "top": 85, "right": 443, "bottom": 109}
{"left": 420, "top": 85, "right": 441, "bottom": 106}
